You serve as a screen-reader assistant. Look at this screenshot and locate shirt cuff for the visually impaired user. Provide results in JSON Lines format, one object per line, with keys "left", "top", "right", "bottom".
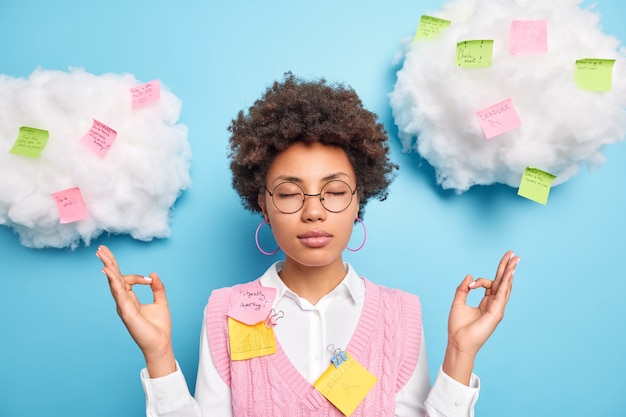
{"left": 425, "top": 367, "right": 480, "bottom": 417}
{"left": 140, "top": 361, "right": 195, "bottom": 415}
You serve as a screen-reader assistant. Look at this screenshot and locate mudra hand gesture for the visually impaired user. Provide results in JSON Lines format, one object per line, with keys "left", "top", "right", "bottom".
{"left": 97, "top": 245, "right": 176, "bottom": 377}
{"left": 443, "top": 250, "right": 519, "bottom": 385}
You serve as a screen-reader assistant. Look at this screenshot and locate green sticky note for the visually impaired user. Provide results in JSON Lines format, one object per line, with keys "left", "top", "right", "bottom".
{"left": 457, "top": 40, "right": 493, "bottom": 67}
{"left": 9, "top": 126, "right": 49, "bottom": 158}
{"left": 574, "top": 58, "right": 615, "bottom": 92}
{"left": 517, "top": 167, "right": 557, "bottom": 205}
{"left": 414, "top": 15, "right": 451, "bottom": 42}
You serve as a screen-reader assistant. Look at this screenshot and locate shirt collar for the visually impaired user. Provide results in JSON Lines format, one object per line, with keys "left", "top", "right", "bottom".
{"left": 259, "top": 261, "right": 365, "bottom": 306}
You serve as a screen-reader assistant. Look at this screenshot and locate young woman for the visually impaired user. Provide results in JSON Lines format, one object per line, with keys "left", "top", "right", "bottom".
{"left": 97, "top": 73, "right": 519, "bottom": 417}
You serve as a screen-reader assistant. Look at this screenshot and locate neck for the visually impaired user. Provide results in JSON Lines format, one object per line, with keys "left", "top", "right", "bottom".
{"left": 278, "top": 258, "right": 347, "bottom": 305}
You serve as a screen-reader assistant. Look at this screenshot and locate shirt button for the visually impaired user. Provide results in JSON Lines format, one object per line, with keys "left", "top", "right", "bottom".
{"left": 156, "top": 393, "right": 164, "bottom": 401}
{"left": 314, "top": 354, "right": 321, "bottom": 362}
{"left": 454, "top": 400, "right": 462, "bottom": 407}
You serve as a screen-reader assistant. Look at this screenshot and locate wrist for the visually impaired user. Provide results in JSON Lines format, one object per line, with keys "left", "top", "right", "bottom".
{"left": 144, "top": 348, "right": 176, "bottom": 378}
{"left": 442, "top": 345, "right": 476, "bottom": 386}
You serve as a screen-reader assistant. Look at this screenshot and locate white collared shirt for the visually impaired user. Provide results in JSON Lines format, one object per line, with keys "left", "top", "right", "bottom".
{"left": 261, "top": 261, "right": 365, "bottom": 382}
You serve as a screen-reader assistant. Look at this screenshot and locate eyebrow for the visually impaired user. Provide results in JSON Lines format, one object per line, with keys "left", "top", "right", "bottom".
{"left": 272, "top": 172, "right": 351, "bottom": 183}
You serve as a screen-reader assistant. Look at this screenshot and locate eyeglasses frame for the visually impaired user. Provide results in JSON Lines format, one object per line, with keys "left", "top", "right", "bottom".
{"left": 264, "top": 179, "right": 357, "bottom": 214}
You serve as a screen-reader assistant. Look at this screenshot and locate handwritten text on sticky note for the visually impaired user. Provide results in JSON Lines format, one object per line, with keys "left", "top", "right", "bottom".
{"left": 510, "top": 20, "right": 548, "bottom": 55}
{"left": 414, "top": 15, "right": 451, "bottom": 42}
{"left": 457, "top": 40, "right": 493, "bottom": 67}
{"left": 131, "top": 79, "right": 161, "bottom": 109}
{"left": 517, "top": 167, "right": 556, "bottom": 205}
{"left": 227, "top": 284, "right": 277, "bottom": 325}
{"left": 9, "top": 127, "right": 49, "bottom": 158}
{"left": 574, "top": 58, "right": 615, "bottom": 92}
{"left": 477, "top": 98, "right": 522, "bottom": 139}
{"left": 51, "top": 187, "right": 89, "bottom": 223}
{"left": 314, "top": 352, "right": 378, "bottom": 416}
{"left": 80, "top": 119, "right": 117, "bottom": 158}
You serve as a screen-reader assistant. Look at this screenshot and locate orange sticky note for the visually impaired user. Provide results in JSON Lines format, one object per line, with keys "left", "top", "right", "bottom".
{"left": 228, "top": 317, "right": 276, "bottom": 361}
{"left": 313, "top": 352, "right": 377, "bottom": 416}
{"left": 51, "top": 187, "right": 88, "bottom": 223}
{"left": 477, "top": 98, "right": 522, "bottom": 139}
{"left": 79, "top": 119, "right": 117, "bottom": 158}
{"left": 131, "top": 79, "right": 161, "bottom": 109}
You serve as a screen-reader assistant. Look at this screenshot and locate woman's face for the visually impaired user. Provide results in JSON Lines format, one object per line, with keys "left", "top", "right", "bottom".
{"left": 259, "top": 141, "right": 359, "bottom": 269}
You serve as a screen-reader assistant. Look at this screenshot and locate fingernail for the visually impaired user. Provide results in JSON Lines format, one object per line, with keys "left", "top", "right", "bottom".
{"left": 469, "top": 280, "right": 477, "bottom": 288}
{"left": 143, "top": 276, "right": 153, "bottom": 282}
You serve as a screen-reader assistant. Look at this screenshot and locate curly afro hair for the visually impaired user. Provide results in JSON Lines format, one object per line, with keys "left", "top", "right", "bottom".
{"left": 228, "top": 72, "right": 398, "bottom": 216}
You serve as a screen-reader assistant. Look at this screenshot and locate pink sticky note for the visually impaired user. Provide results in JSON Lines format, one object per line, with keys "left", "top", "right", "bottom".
{"left": 227, "top": 284, "right": 277, "bottom": 325}
{"left": 477, "top": 98, "right": 522, "bottom": 139}
{"left": 51, "top": 187, "right": 88, "bottom": 224}
{"left": 80, "top": 119, "right": 117, "bottom": 158}
{"left": 131, "top": 79, "right": 161, "bottom": 109}
{"left": 510, "top": 20, "right": 547, "bottom": 55}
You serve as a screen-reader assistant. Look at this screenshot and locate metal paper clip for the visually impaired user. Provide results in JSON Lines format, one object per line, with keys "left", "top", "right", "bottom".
{"left": 327, "top": 344, "right": 349, "bottom": 368}
{"left": 264, "top": 309, "right": 284, "bottom": 328}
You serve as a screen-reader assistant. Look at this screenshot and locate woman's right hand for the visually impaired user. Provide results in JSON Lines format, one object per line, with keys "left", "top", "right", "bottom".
{"left": 96, "top": 245, "right": 176, "bottom": 377}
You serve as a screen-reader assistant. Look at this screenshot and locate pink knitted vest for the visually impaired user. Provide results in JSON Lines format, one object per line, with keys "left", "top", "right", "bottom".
{"left": 205, "top": 278, "right": 422, "bottom": 417}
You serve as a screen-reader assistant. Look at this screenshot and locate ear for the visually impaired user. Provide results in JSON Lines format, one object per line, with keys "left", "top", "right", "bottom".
{"left": 258, "top": 193, "right": 269, "bottom": 222}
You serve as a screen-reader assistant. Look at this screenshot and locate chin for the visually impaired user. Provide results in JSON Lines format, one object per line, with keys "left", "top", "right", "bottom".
{"left": 286, "top": 249, "right": 343, "bottom": 268}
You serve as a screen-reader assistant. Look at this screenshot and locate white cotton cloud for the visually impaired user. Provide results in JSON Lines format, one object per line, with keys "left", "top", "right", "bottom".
{"left": 390, "top": 0, "right": 626, "bottom": 193}
{"left": 0, "top": 68, "right": 191, "bottom": 249}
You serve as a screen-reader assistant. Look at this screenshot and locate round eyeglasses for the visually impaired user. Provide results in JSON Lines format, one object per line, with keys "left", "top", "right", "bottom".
{"left": 265, "top": 180, "right": 356, "bottom": 214}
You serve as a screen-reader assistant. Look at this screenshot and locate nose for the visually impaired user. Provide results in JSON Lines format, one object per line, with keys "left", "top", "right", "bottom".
{"left": 301, "top": 192, "right": 326, "bottom": 221}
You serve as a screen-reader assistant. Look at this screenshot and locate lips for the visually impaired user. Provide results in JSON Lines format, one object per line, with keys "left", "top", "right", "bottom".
{"left": 298, "top": 230, "right": 332, "bottom": 248}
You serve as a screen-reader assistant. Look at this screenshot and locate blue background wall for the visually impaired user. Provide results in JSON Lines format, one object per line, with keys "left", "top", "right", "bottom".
{"left": 1, "top": 1, "right": 624, "bottom": 416}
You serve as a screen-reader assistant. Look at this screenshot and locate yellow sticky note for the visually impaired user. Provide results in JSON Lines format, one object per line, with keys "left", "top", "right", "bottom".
{"left": 228, "top": 317, "right": 276, "bottom": 361}
{"left": 9, "top": 126, "right": 49, "bottom": 158}
{"left": 414, "top": 15, "right": 451, "bottom": 42}
{"left": 457, "top": 40, "right": 493, "bottom": 67}
{"left": 313, "top": 352, "right": 377, "bottom": 416}
{"left": 517, "top": 167, "right": 557, "bottom": 205}
{"left": 574, "top": 58, "right": 615, "bottom": 92}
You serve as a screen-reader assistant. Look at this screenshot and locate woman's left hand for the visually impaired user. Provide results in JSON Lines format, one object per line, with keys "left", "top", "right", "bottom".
{"left": 443, "top": 250, "right": 520, "bottom": 385}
